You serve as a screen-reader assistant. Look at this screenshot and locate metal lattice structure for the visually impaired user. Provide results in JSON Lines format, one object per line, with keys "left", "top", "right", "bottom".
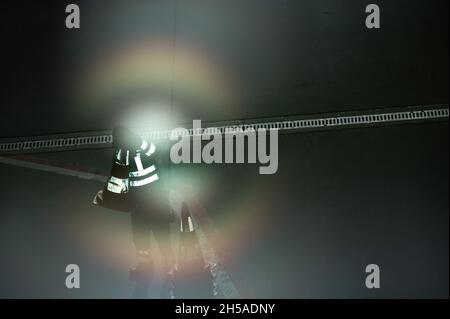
{"left": 0, "top": 104, "right": 448, "bottom": 155}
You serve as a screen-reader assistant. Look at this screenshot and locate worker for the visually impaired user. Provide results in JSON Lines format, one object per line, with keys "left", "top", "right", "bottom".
{"left": 93, "top": 126, "right": 175, "bottom": 277}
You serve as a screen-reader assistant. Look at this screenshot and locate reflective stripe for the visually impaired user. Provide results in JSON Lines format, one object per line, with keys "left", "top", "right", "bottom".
{"left": 139, "top": 139, "right": 155, "bottom": 156}
{"left": 129, "top": 164, "right": 156, "bottom": 177}
{"left": 129, "top": 174, "right": 159, "bottom": 187}
{"left": 114, "top": 150, "right": 129, "bottom": 165}
{"left": 134, "top": 156, "right": 144, "bottom": 171}
{"left": 140, "top": 140, "right": 148, "bottom": 151}
{"left": 107, "top": 176, "right": 129, "bottom": 193}
{"left": 146, "top": 143, "right": 156, "bottom": 156}
{"left": 180, "top": 216, "right": 194, "bottom": 232}
{"left": 188, "top": 216, "right": 194, "bottom": 232}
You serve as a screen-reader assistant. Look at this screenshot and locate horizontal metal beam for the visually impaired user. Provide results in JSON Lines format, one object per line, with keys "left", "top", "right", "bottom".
{"left": 0, "top": 155, "right": 109, "bottom": 182}
{"left": 0, "top": 104, "right": 448, "bottom": 155}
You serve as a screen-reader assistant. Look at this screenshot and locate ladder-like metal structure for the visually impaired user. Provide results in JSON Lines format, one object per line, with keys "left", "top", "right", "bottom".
{"left": 1, "top": 104, "right": 448, "bottom": 155}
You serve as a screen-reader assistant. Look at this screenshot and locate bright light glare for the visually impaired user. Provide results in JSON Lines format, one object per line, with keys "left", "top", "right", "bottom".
{"left": 119, "top": 100, "right": 180, "bottom": 132}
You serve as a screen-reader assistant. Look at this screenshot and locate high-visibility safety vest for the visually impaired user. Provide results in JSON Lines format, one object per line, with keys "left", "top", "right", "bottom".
{"left": 93, "top": 134, "right": 160, "bottom": 213}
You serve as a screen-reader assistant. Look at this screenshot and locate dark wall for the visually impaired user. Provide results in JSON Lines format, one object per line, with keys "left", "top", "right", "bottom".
{"left": 0, "top": 0, "right": 448, "bottom": 136}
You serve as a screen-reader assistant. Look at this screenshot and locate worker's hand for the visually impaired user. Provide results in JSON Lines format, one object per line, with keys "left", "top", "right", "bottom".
{"left": 112, "top": 126, "right": 142, "bottom": 150}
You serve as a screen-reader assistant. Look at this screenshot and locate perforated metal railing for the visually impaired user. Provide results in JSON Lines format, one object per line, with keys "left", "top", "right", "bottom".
{"left": 0, "top": 104, "right": 448, "bottom": 155}
{"left": 0, "top": 134, "right": 112, "bottom": 153}
{"left": 175, "top": 106, "right": 449, "bottom": 138}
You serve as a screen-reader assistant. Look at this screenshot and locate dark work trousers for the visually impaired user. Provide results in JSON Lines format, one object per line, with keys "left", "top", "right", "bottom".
{"left": 129, "top": 182, "right": 174, "bottom": 264}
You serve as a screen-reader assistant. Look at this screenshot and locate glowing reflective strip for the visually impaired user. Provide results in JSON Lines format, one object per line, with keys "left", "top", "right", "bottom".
{"left": 107, "top": 176, "right": 129, "bottom": 193}
{"left": 107, "top": 183, "right": 124, "bottom": 194}
{"left": 146, "top": 143, "right": 156, "bottom": 156}
{"left": 129, "top": 174, "right": 159, "bottom": 187}
{"left": 114, "top": 150, "right": 129, "bottom": 165}
{"left": 129, "top": 164, "right": 156, "bottom": 177}
{"left": 180, "top": 216, "right": 195, "bottom": 232}
{"left": 188, "top": 216, "right": 194, "bottom": 232}
{"left": 134, "top": 156, "right": 144, "bottom": 171}
{"left": 140, "top": 139, "right": 156, "bottom": 155}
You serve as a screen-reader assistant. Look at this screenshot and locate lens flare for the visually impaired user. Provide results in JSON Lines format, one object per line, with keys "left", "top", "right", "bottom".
{"left": 74, "top": 41, "right": 239, "bottom": 122}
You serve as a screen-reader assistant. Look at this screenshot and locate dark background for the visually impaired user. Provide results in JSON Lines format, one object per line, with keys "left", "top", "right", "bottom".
{"left": 0, "top": 0, "right": 448, "bottom": 298}
{"left": 0, "top": 0, "right": 448, "bottom": 136}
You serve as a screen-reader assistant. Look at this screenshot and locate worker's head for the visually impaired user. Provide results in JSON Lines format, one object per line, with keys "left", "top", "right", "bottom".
{"left": 112, "top": 126, "right": 142, "bottom": 150}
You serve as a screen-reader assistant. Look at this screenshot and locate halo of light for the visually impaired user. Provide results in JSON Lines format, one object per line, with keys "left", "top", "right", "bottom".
{"left": 74, "top": 41, "right": 239, "bottom": 120}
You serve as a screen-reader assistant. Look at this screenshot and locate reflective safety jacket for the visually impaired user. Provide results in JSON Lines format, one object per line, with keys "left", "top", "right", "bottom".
{"left": 93, "top": 134, "right": 161, "bottom": 213}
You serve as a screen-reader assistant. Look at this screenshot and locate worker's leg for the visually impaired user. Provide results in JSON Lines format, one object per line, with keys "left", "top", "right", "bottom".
{"left": 152, "top": 217, "right": 175, "bottom": 269}
{"left": 131, "top": 211, "right": 152, "bottom": 256}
